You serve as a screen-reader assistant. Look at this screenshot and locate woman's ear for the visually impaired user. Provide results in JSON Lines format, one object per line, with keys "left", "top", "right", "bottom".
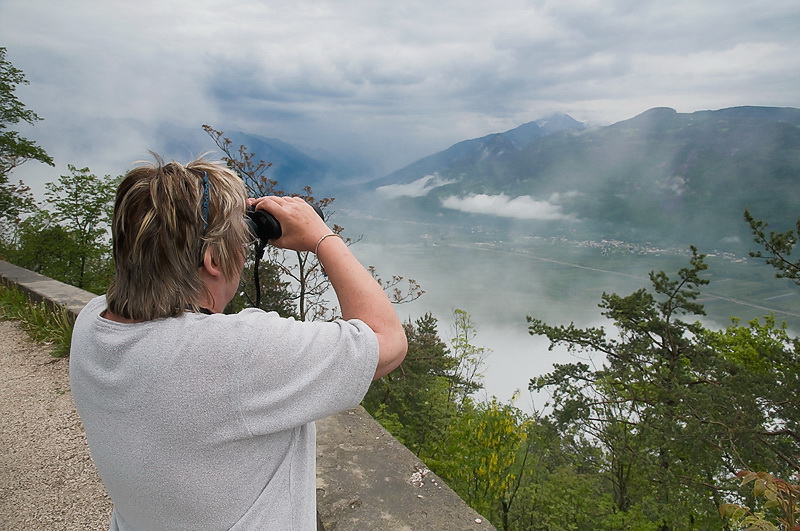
{"left": 200, "top": 248, "right": 223, "bottom": 278}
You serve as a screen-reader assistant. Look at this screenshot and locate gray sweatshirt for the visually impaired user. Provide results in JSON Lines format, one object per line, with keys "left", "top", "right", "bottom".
{"left": 70, "top": 296, "right": 378, "bottom": 530}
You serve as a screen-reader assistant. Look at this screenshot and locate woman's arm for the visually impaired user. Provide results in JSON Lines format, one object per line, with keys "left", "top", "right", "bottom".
{"left": 251, "top": 196, "right": 407, "bottom": 379}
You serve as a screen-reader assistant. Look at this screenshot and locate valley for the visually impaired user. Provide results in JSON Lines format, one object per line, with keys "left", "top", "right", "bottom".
{"left": 338, "top": 211, "right": 799, "bottom": 411}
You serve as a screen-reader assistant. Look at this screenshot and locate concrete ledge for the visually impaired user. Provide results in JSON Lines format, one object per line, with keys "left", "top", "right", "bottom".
{"left": 0, "top": 260, "right": 495, "bottom": 530}
{"left": 316, "top": 406, "right": 492, "bottom": 530}
{"left": 0, "top": 261, "right": 96, "bottom": 322}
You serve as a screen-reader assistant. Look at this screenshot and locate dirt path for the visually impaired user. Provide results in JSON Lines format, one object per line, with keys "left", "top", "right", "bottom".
{"left": 0, "top": 319, "right": 112, "bottom": 530}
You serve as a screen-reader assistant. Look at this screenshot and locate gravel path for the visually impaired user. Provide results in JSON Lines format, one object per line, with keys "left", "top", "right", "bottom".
{"left": 0, "top": 319, "right": 112, "bottom": 530}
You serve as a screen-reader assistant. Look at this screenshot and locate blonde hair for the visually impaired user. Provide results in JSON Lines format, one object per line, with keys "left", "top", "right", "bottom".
{"left": 106, "top": 153, "right": 251, "bottom": 320}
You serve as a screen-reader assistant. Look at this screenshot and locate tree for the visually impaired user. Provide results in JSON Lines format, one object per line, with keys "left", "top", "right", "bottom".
{"left": 10, "top": 165, "right": 117, "bottom": 293}
{"left": 362, "top": 310, "right": 483, "bottom": 453}
{"left": 203, "top": 124, "right": 346, "bottom": 319}
{"left": 702, "top": 315, "right": 799, "bottom": 468}
{"left": 11, "top": 212, "right": 81, "bottom": 284}
{"left": 0, "top": 47, "right": 53, "bottom": 178}
{"left": 448, "top": 309, "right": 489, "bottom": 405}
{"left": 745, "top": 210, "right": 800, "bottom": 285}
{"left": 0, "top": 178, "right": 35, "bottom": 253}
{"left": 715, "top": 211, "right": 800, "bottom": 530}
{"left": 226, "top": 258, "right": 297, "bottom": 317}
{"left": 430, "top": 397, "right": 533, "bottom": 529}
{"left": 362, "top": 309, "right": 551, "bottom": 530}
{"left": 46, "top": 165, "right": 116, "bottom": 291}
{"left": 203, "top": 125, "right": 423, "bottom": 319}
{"left": 502, "top": 418, "right": 630, "bottom": 530}
{"left": 527, "top": 246, "right": 799, "bottom": 529}
{"left": 363, "top": 313, "right": 455, "bottom": 452}
{"left": 0, "top": 47, "right": 53, "bottom": 240}
{"left": 738, "top": 212, "right": 800, "bottom": 469}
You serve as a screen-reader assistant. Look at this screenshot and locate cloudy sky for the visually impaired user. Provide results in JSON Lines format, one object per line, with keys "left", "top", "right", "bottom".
{"left": 2, "top": 0, "right": 799, "bottom": 196}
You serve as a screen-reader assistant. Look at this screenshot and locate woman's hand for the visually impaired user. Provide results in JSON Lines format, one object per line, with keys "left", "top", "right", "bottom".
{"left": 248, "top": 196, "right": 331, "bottom": 252}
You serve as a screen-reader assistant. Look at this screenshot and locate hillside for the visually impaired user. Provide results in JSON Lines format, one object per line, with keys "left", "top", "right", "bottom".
{"left": 361, "top": 106, "right": 800, "bottom": 251}
{"left": 368, "top": 114, "right": 586, "bottom": 190}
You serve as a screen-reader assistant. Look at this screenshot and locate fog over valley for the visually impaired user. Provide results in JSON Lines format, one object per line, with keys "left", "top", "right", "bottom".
{"left": 337, "top": 209, "right": 800, "bottom": 412}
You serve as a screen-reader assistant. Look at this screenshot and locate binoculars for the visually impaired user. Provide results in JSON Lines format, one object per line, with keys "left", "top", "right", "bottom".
{"left": 246, "top": 201, "right": 325, "bottom": 244}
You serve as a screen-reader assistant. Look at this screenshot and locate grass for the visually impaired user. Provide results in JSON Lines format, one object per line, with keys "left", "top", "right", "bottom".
{"left": 0, "top": 284, "right": 73, "bottom": 358}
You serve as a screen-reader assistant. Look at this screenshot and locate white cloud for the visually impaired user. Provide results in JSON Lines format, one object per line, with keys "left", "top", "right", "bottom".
{"left": 0, "top": 0, "right": 798, "bottom": 192}
{"left": 377, "top": 173, "right": 458, "bottom": 198}
{"left": 441, "top": 193, "right": 578, "bottom": 221}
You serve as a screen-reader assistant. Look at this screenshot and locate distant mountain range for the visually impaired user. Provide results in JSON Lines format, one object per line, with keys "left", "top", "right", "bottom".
{"left": 186, "top": 106, "right": 800, "bottom": 252}
{"left": 223, "top": 131, "right": 372, "bottom": 195}
{"left": 359, "top": 106, "right": 800, "bottom": 251}
{"left": 156, "top": 126, "right": 371, "bottom": 196}
{"left": 367, "top": 113, "right": 588, "bottom": 190}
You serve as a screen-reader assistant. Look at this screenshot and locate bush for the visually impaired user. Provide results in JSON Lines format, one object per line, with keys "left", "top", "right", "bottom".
{"left": 0, "top": 285, "right": 73, "bottom": 357}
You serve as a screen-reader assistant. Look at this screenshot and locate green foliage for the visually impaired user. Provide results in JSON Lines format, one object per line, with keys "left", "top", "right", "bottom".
{"left": 504, "top": 421, "right": 651, "bottom": 531}
{"left": 527, "top": 246, "right": 799, "bottom": 529}
{"left": 0, "top": 285, "right": 72, "bottom": 357}
{"left": 428, "top": 397, "right": 532, "bottom": 526}
{"left": 227, "top": 257, "right": 297, "bottom": 317}
{"left": 11, "top": 212, "right": 83, "bottom": 281}
{"left": 364, "top": 309, "right": 556, "bottom": 530}
{"left": 230, "top": 197, "right": 800, "bottom": 529}
{"left": 715, "top": 213, "right": 800, "bottom": 530}
{"left": 449, "top": 309, "right": 489, "bottom": 402}
{"left": 746, "top": 210, "right": 800, "bottom": 285}
{"left": 0, "top": 47, "right": 53, "bottom": 242}
{"left": 6, "top": 165, "right": 117, "bottom": 293}
{"left": 702, "top": 313, "right": 800, "bottom": 427}
{"left": 705, "top": 315, "right": 793, "bottom": 372}
{"left": 363, "top": 312, "right": 466, "bottom": 454}
{"left": 44, "top": 165, "right": 116, "bottom": 292}
{"left": 0, "top": 47, "right": 53, "bottom": 180}
{"left": 721, "top": 471, "right": 800, "bottom": 530}
{"left": 0, "top": 177, "right": 36, "bottom": 248}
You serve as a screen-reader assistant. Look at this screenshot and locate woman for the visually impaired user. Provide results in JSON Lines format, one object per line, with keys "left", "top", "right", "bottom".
{"left": 69, "top": 154, "right": 407, "bottom": 530}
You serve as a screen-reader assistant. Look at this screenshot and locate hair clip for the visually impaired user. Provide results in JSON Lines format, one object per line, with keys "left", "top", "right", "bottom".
{"left": 201, "top": 171, "right": 210, "bottom": 232}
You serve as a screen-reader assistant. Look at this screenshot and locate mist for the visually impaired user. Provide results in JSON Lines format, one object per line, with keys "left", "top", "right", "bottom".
{"left": 334, "top": 197, "right": 799, "bottom": 413}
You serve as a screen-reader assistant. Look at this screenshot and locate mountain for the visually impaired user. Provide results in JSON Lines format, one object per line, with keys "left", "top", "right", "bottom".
{"left": 363, "top": 106, "right": 800, "bottom": 251}
{"left": 155, "top": 125, "right": 370, "bottom": 197}
{"left": 368, "top": 114, "right": 586, "bottom": 189}
{"left": 225, "top": 132, "right": 357, "bottom": 195}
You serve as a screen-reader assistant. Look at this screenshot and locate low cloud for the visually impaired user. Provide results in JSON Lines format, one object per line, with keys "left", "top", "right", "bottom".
{"left": 377, "top": 173, "right": 458, "bottom": 198}
{"left": 441, "top": 193, "right": 578, "bottom": 221}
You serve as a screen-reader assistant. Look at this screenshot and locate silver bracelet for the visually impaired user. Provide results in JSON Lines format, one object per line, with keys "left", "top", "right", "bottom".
{"left": 314, "top": 232, "right": 341, "bottom": 255}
